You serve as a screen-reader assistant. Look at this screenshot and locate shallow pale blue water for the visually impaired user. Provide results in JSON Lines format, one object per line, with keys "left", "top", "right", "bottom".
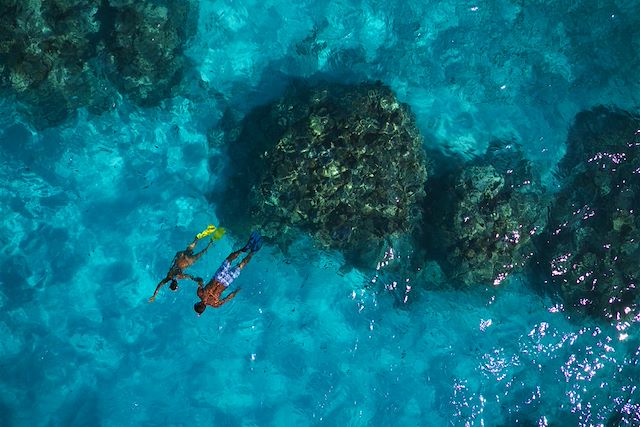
{"left": 1, "top": 1, "right": 640, "bottom": 426}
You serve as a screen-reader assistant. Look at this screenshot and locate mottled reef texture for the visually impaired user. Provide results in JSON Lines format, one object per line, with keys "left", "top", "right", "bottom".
{"left": 104, "top": 0, "right": 196, "bottom": 105}
{"left": 421, "top": 142, "right": 549, "bottom": 287}
{"left": 215, "top": 81, "right": 428, "bottom": 267}
{"left": 540, "top": 106, "right": 640, "bottom": 322}
{"left": 0, "top": 0, "right": 197, "bottom": 128}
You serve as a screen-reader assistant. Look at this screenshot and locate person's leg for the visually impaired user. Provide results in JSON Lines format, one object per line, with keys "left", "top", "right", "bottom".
{"left": 213, "top": 259, "right": 231, "bottom": 279}
{"left": 238, "top": 252, "right": 254, "bottom": 270}
{"left": 242, "top": 231, "right": 262, "bottom": 252}
{"left": 225, "top": 249, "right": 244, "bottom": 263}
{"left": 222, "top": 252, "right": 253, "bottom": 285}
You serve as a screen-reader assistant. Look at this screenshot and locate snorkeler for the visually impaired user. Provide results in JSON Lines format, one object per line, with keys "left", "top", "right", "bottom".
{"left": 194, "top": 231, "right": 263, "bottom": 315}
{"left": 149, "top": 226, "right": 225, "bottom": 302}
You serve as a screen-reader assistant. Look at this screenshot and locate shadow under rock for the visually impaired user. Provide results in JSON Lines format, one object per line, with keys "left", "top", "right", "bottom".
{"left": 219, "top": 42, "right": 371, "bottom": 117}
{"left": 207, "top": 101, "right": 287, "bottom": 237}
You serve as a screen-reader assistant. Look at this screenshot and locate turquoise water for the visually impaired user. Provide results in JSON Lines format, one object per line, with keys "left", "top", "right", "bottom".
{"left": 1, "top": 1, "right": 640, "bottom": 426}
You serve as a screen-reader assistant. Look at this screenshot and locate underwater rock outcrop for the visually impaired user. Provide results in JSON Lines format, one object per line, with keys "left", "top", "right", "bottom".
{"left": 541, "top": 107, "right": 640, "bottom": 321}
{"left": 422, "top": 142, "right": 548, "bottom": 287}
{"left": 216, "top": 81, "right": 428, "bottom": 267}
{"left": 0, "top": 0, "right": 107, "bottom": 126}
{"left": 0, "top": 0, "right": 196, "bottom": 128}
{"left": 104, "top": 0, "right": 196, "bottom": 105}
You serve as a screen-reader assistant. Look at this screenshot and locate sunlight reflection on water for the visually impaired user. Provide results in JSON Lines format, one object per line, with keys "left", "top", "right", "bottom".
{"left": 351, "top": 240, "right": 640, "bottom": 426}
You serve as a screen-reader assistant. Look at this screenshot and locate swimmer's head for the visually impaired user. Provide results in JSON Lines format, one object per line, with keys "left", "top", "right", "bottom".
{"left": 194, "top": 302, "right": 206, "bottom": 315}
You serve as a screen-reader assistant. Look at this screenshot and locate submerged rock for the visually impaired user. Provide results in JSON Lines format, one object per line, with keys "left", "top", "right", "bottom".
{"left": 422, "top": 142, "right": 548, "bottom": 287}
{"left": 0, "top": 0, "right": 107, "bottom": 127}
{"left": 104, "top": 0, "right": 197, "bottom": 106}
{"left": 541, "top": 107, "right": 640, "bottom": 321}
{"left": 0, "top": 0, "right": 197, "bottom": 128}
{"left": 216, "top": 81, "right": 428, "bottom": 267}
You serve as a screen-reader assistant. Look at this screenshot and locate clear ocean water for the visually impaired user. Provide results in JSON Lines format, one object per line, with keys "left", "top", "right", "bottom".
{"left": 1, "top": 1, "right": 639, "bottom": 426}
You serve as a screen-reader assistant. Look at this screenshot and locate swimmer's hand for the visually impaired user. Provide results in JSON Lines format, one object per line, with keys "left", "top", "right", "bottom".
{"left": 148, "top": 296, "right": 156, "bottom": 303}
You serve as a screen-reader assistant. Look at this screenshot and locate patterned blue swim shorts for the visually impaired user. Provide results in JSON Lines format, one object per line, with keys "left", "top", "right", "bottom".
{"left": 213, "top": 260, "right": 241, "bottom": 287}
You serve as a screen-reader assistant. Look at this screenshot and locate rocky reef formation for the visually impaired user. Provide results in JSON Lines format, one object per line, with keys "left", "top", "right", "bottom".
{"left": 0, "top": 0, "right": 106, "bottom": 125}
{"left": 541, "top": 107, "right": 640, "bottom": 321}
{"left": 216, "top": 81, "right": 428, "bottom": 267}
{"left": 0, "top": 0, "right": 197, "bottom": 128}
{"left": 422, "top": 142, "right": 548, "bottom": 287}
{"left": 104, "top": 0, "right": 195, "bottom": 105}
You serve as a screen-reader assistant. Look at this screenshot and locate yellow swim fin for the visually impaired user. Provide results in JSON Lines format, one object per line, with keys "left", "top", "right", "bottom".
{"left": 196, "top": 225, "right": 217, "bottom": 239}
{"left": 211, "top": 227, "right": 226, "bottom": 241}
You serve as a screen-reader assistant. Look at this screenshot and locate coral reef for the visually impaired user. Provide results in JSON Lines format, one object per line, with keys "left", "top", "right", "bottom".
{"left": 104, "top": 0, "right": 197, "bottom": 105}
{"left": 541, "top": 107, "right": 640, "bottom": 321}
{"left": 216, "top": 81, "right": 428, "bottom": 267}
{"left": 0, "top": 0, "right": 196, "bottom": 128}
{"left": 0, "top": 0, "right": 107, "bottom": 126}
{"left": 422, "top": 142, "right": 548, "bottom": 287}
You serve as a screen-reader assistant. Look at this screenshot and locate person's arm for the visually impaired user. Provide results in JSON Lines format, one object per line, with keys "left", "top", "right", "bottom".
{"left": 187, "top": 238, "right": 198, "bottom": 251}
{"left": 218, "top": 288, "right": 240, "bottom": 307}
{"left": 177, "top": 273, "right": 204, "bottom": 286}
{"left": 192, "top": 239, "right": 214, "bottom": 261}
{"left": 149, "top": 277, "right": 171, "bottom": 302}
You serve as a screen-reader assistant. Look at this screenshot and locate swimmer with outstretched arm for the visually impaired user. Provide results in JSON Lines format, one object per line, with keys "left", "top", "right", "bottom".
{"left": 149, "top": 226, "right": 223, "bottom": 302}
{"left": 194, "top": 231, "right": 262, "bottom": 315}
